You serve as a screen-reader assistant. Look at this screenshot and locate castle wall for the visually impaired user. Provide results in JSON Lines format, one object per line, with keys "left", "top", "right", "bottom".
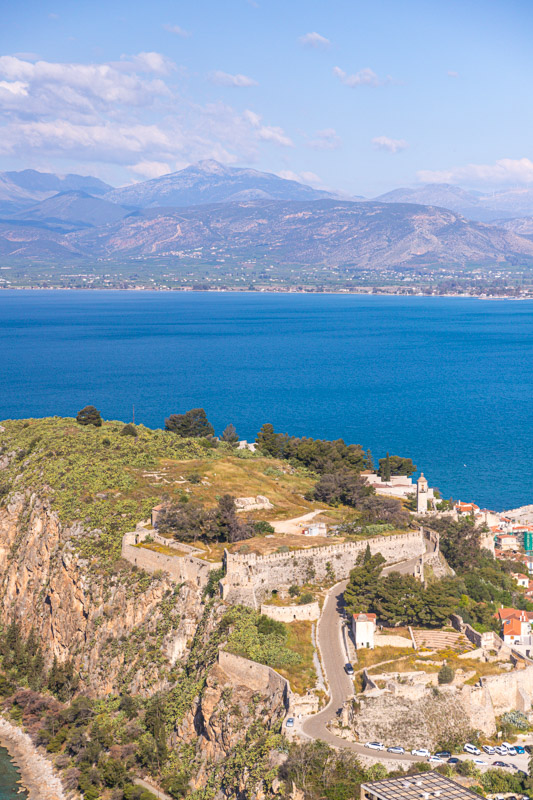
{"left": 121, "top": 529, "right": 221, "bottom": 588}
{"left": 218, "top": 650, "right": 290, "bottom": 709}
{"left": 259, "top": 601, "right": 320, "bottom": 622}
{"left": 221, "top": 529, "right": 433, "bottom": 606}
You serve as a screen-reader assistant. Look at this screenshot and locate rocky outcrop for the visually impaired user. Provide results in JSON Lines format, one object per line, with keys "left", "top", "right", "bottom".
{"left": 0, "top": 492, "right": 205, "bottom": 695}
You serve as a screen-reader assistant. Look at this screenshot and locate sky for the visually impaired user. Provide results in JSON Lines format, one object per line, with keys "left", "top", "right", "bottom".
{"left": 1, "top": 0, "right": 532, "bottom": 196}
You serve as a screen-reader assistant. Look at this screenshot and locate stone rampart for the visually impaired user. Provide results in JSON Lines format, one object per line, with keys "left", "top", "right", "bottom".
{"left": 121, "top": 528, "right": 221, "bottom": 588}
{"left": 259, "top": 601, "right": 320, "bottom": 623}
{"left": 221, "top": 529, "right": 433, "bottom": 606}
{"left": 218, "top": 650, "right": 290, "bottom": 710}
{"left": 450, "top": 614, "right": 501, "bottom": 650}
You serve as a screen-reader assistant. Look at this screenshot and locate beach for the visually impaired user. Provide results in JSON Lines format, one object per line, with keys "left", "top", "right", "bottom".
{"left": 0, "top": 717, "right": 68, "bottom": 800}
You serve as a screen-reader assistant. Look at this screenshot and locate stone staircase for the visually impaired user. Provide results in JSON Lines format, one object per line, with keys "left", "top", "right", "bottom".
{"left": 412, "top": 629, "right": 474, "bottom": 652}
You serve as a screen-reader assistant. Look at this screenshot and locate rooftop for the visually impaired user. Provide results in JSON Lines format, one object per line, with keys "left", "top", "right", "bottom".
{"left": 360, "top": 772, "right": 481, "bottom": 800}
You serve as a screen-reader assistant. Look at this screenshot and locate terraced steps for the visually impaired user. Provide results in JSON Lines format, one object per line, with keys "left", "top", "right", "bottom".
{"left": 412, "top": 629, "right": 474, "bottom": 652}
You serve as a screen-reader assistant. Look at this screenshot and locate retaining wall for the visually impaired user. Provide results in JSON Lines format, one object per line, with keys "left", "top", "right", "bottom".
{"left": 259, "top": 601, "right": 320, "bottom": 622}
{"left": 218, "top": 650, "right": 290, "bottom": 710}
{"left": 450, "top": 614, "right": 501, "bottom": 650}
{"left": 121, "top": 528, "right": 221, "bottom": 588}
{"left": 221, "top": 528, "right": 434, "bottom": 606}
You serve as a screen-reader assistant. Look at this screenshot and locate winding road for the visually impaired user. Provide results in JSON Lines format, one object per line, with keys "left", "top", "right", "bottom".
{"left": 301, "top": 547, "right": 436, "bottom": 763}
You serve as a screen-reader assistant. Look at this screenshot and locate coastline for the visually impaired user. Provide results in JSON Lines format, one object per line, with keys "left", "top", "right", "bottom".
{"left": 0, "top": 717, "right": 68, "bottom": 800}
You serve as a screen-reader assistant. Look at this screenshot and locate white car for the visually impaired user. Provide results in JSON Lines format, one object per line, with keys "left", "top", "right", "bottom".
{"left": 507, "top": 747, "right": 518, "bottom": 756}
{"left": 365, "top": 742, "right": 385, "bottom": 751}
{"left": 473, "top": 758, "right": 487, "bottom": 766}
{"left": 387, "top": 746, "right": 405, "bottom": 754}
{"left": 411, "top": 748, "right": 431, "bottom": 758}
{"left": 464, "top": 743, "right": 481, "bottom": 755}
{"left": 285, "top": 717, "right": 295, "bottom": 728}
{"left": 495, "top": 745, "right": 508, "bottom": 756}
{"left": 427, "top": 756, "right": 445, "bottom": 764}
{"left": 482, "top": 745, "right": 496, "bottom": 755}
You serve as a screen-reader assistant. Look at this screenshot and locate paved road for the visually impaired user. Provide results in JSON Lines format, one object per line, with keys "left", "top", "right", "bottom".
{"left": 300, "top": 579, "right": 421, "bottom": 763}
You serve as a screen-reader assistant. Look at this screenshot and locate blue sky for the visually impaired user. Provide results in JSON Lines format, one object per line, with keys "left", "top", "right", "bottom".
{"left": 1, "top": 0, "right": 532, "bottom": 195}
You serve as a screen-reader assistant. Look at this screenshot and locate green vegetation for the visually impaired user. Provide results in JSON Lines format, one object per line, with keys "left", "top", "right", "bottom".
{"left": 437, "top": 663, "right": 454, "bottom": 684}
{"left": 76, "top": 405, "right": 102, "bottom": 427}
{"left": 165, "top": 408, "right": 214, "bottom": 438}
{"left": 377, "top": 454, "right": 416, "bottom": 477}
{"left": 221, "top": 423, "right": 239, "bottom": 444}
{"left": 0, "top": 417, "right": 220, "bottom": 565}
{"left": 157, "top": 494, "right": 254, "bottom": 544}
{"left": 223, "top": 607, "right": 301, "bottom": 669}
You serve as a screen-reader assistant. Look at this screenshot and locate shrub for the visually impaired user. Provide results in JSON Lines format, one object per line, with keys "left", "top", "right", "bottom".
{"left": 288, "top": 585, "right": 300, "bottom": 598}
{"left": 165, "top": 408, "right": 214, "bottom": 437}
{"left": 298, "top": 592, "right": 314, "bottom": 605}
{"left": 438, "top": 664, "right": 455, "bottom": 684}
{"left": 253, "top": 520, "right": 275, "bottom": 535}
{"left": 120, "top": 424, "right": 137, "bottom": 438}
{"left": 76, "top": 406, "right": 102, "bottom": 427}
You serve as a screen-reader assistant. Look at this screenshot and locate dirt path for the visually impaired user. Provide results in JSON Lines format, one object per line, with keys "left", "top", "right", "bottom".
{"left": 271, "top": 510, "right": 323, "bottom": 535}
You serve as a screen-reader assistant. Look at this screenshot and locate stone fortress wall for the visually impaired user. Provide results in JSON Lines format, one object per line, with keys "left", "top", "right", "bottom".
{"left": 121, "top": 527, "right": 221, "bottom": 588}
{"left": 221, "top": 528, "right": 437, "bottom": 607}
{"left": 259, "top": 601, "right": 320, "bottom": 622}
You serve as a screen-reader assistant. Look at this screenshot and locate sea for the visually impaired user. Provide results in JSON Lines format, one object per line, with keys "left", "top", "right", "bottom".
{"left": 1, "top": 289, "right": 533, "bottom": 511}
{"left": 0, "top": 747, "right": 27, "bottom": 799}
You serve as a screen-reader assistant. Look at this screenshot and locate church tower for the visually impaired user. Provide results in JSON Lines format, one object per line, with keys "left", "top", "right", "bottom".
{"left": 417, "top": 473, "right": 428, "bottom": 513}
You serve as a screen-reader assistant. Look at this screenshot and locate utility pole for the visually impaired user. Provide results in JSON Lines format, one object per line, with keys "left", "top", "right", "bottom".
{"left": 132, "top": 404, "right": 135, "bottom": 424}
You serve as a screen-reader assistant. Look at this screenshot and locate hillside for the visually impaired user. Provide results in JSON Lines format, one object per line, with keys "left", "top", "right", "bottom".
{"left": 105, "top": 159, "right": 340, "bottom": 207}
{"left": 8, "top": 190, "right": 131, "bottom": 230}
{"left": 71, "top": 198, "right": 533, "bottom": 268}
{"left": 0, "top": 169, "right": 112, "bottom": 213}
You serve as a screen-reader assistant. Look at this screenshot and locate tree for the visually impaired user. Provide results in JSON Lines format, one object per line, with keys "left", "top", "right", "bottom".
{"left": 381, "top": 452, "right": 391, "bottom": 481}
{"left": 374, "top": 573, "right": 424, "bottom": 626}
{"left": 438, "top": 663, "right": 455, "bottom": 684}
{"left": 222, "top": 423, "right": 239, "bottom": 444}
{"left": 365, "top": 449, "right": 374, "bottom": 471}
{"left": 344, "top": 547, "right": 386, "bottom": 614}
{"left": 378, "top": 454, "right": 417, "bottom": 478}
{"left": 76, "top": 406, "right": 102, "bottom": 427}
{"left": 215, "top": 495, "right": 253, "bottom": 543}
{"left": 165, "top": 408, "right": 214, "bottom": 437}
{"left": 120, "top": 423, "right": 137, "bottom": 437}
{"left": 255, "top": 423, "right": 283, "bottom": 456}
{"left": 419, "top": 579, "right": 459, "bottom": 627}
{"left": 430, "top": 516, "right": 482, "bottom": 572}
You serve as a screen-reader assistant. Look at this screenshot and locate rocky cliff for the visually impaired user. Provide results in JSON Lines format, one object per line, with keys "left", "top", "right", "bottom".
{"left": 0, "top": 491, "right": 205, "bottom": 696}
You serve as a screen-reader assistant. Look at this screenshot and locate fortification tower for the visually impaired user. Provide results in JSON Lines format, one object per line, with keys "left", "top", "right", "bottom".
{"left": 417, "top": 473, "right": 428, "bottom": 513}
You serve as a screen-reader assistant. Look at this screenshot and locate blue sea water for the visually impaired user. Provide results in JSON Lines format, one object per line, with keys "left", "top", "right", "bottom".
{"left": 0, "top": 747, "right": 27, "bottom": 799}
{"left": 1, "top": 289, "right": 533, "bottom": 510}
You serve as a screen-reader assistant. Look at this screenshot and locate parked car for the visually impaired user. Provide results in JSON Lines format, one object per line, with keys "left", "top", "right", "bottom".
{"left": 464, "top": 743, "right": 481, "bottom": 756}
{"left": 493, "top": 761, "right": 508, "bottom": 767}
{"left": 473, "top": 758, "right": 487, "bottom": 766}
{"left": 428, "top": 756, "right": 445, "bottom": 764}
{"left": 507, "top": 747, "right": 518, "bottom": 756}
{"left": 365, "top": 742, "right": 385, "bottom": 751}
{"left": 285, "top": 718, "right": 295, "bottom": 728}
{"left": 344, "top": 663, "right": 355, "bottom": 675}
{"left": 495, "top": 746, "right": 508, "bottom": 756}
{"left": 411, "top": 748, "right": 431, "bottom": 758}
{"left": 387, "top": 746, "right": 405, "bottom": 754}
{"left": 447, "top": 757, "right": 460, "bottom": 764}
{"left": 482, "top": 745, "right": 496, "bottom": 755}
{"left": 514, "top": 745, "right": 526, "bottom": 754}
{"left": 435, "top": 751, "right": 451, "bottom": 759}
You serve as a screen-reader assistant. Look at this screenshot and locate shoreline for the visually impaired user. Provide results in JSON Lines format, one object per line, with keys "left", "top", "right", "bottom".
{"left": 0, "top": 286, "right": 531, "bottom": 300}
{"left": 0, "top": 717, "right": 68, "bottom": 800}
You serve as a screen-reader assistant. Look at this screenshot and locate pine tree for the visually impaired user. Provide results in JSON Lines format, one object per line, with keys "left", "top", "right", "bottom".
{"left": 76, "top": 406, "right": 102, "bottom": 427}
{"left": 382, "top": 452, "right": 391, "bottom": 482}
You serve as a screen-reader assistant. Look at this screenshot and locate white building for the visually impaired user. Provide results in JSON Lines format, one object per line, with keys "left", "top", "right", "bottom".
{"left": 303, "top": 522, "right": 328, "bottom": 537}
{"left": 363, "top": 472, "right": 435, "bottom": 511}
{"left": 352, "top": 612, "right": 377, "bottom": 650}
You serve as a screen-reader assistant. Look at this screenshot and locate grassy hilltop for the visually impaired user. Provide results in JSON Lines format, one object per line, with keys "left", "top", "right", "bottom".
{"left": 0, "top": 416, "right": 325, "bottom": 565}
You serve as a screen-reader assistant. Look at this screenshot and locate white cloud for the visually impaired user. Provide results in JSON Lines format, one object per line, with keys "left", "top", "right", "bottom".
{"left": 244, "top": 109, "right": 293, "bottom": 146}
{"left": 129, "top": 160, "right": 171, "bottom": 178}
{"left": 209, "top": 70, "right": 258, "bottom": 87}
{"left": 372, "top": 136, "right": 408, "bottom": 153}
{"left": 333, "top": 66, "right": 388, "bottom": 88}
{"left": 417, "top": 158, "right": 533, "bottom": 186}
{"left": 299, "top": 32, "right": 331, "bottom": 49}
{"left": 0, "top": 80, "right": 28, "bottom": 96}
{"left": 308, "top": 128, "right": 341, "bottom": 150}
{"left": 447, "top": 70, "right": 459, "bottom": 78}
{"left": 0, "top": 55, "right": 296, "bottom": 179}
{"left": 163, "top": 23, "right": 191, "bottom": 37}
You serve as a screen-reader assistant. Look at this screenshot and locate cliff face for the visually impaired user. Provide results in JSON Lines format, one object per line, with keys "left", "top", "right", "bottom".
{"left": 0, "top": 492, "right": 205, "bottom": 696}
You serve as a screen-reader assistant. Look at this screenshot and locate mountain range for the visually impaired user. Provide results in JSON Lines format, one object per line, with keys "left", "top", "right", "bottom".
{"left": 1, "top": 160, "right": 533, "bottom": 271}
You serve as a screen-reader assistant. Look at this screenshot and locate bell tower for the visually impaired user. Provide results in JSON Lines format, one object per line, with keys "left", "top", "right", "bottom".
{"left": 417, "top": 473, "right": 428, "bottom": 513}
